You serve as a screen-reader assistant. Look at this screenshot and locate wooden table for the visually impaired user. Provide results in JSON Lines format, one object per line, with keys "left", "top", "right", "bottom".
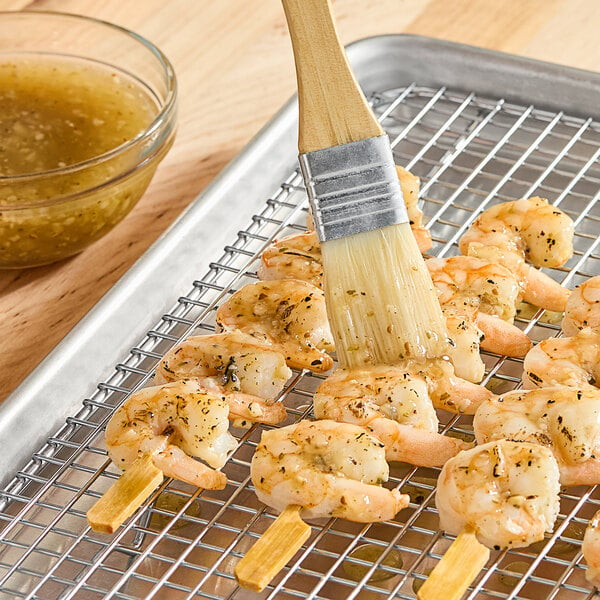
{"left": 1, "top": 0, "right": 599, "bottom": 402}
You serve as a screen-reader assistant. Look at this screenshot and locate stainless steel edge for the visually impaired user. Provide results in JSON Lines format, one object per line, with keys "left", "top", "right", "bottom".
{"left": 348, "top": 34, "right": 600, "bottom": 118}
{"left": 3, "top": 33, "right": 600, "bottom": 484}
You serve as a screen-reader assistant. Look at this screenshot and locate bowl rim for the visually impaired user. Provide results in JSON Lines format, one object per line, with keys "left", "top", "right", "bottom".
{"left": 0, "top": 10, "right": 178, "bottom": 184}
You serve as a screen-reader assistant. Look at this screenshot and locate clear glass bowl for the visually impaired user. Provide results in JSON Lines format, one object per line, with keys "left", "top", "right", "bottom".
{"left": 0, "top": 11, "right": 177, "bottom": 268}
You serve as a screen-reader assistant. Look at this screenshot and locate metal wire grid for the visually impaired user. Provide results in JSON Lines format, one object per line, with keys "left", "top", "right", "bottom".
{"left": 1, "top": 81, "right": 600, "bottom": 600}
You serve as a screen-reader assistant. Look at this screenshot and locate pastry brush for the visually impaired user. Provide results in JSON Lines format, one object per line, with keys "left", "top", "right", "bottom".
{"left": 282, "top": 0, "right": 449, "bottom": 367}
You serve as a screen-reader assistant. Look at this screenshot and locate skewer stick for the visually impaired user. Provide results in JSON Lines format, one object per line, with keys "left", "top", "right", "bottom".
{"left": 235, "top": 505, "right": 311, "bottom": 592}
{"left": 417, "top": 528, "right": 490, "bottom": 600}
{"left": 87, "top": 454, "right": 163, "bottom": 534}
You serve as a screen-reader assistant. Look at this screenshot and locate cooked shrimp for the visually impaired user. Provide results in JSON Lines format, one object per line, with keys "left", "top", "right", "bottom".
{"left": 583, "top": 510, "right": 600, "bottom": 586}
{"left": 313, "top": 366, "right": 472, "bottom": 466}
{"left": 154, "top": 331, "right": 290, "bottom": 425}
{"left": 258, "top": 230, "right": 323, "bottom": 288}
{"left": 316, "top": 358, "right": 491, "bottom": 416}
{"left": 156, "top": 331, "right": 292, "bottom": 399}
{"left": 396, "top": 165, "right": 432, "bottom": 253}
{"left": 459, "top": 197, "right": 573, "bottom": 312}
{"left": 436, "top": 440, "right": 561, "bottom": 550}
{"left": 562, "top": 276, "right": 600, "bottom": 336}
{"left": 413, "top": 357, "right": 493, "bottom": 414}
{"left": 251, "top": 420, "right": 409, "bottom": 522}
{"left": 105, "top": 380, "right": 236, "bottom": 489}
{"left": 216, "top": 279, "right": 334, "bottom": 372}
{"left": 522, "top": 328, "right": 600, "bottom": 389}
{"left": 427, "top": 256, "right": 532, "bottom": 357}
{"left": 444, "top": 311, "right": 486, "bottom": 383}
{"left": 427, "top": 256, "right": 522, "bottom": 321}
{"left": 474, "top": 387, "right": 600, "bottom": 486}
{"left": 476, "top": 311, "right": 532, "bottom": 357}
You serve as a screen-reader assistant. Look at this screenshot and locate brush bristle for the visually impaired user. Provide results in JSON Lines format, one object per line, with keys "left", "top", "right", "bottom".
{"left": 321, "top": 223, "right": 449, "bottom": 368}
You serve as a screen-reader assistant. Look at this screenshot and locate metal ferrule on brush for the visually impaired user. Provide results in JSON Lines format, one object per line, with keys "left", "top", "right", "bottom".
{"left": 299, "top": 135, "right": 409, "bottom": 242}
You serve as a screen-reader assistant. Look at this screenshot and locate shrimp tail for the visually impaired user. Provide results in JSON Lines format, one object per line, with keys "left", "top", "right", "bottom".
{"left": 413, "top": 226, "right": 432, "bottom": 254}
{"left": 476, "top": 313, "right": 532, "bottom": 357}
{"left": 226, "top": 393, "right": 287, "bottom": 426}
{"left": 523, "top": 265, "right": 570, "bottom": 312}
{"left": 435, "top": 377, "right": 494, "bottom": 414}
{"left": 558, "top": 460, "right": 600, "bottom": 487}
{"left": 152, "top": 445, "right": 227, "bottom": 489}
{"left": 367, "top": 419, "right": 473, "bottom": 466}
{"left": 322, "top": 484, "right": 409, "bottom": 522}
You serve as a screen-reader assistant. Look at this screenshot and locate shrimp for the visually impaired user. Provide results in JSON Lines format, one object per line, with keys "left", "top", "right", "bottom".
{"left": 251, "top": 420, "right": 409, "bottom": 522}
{"left": 156, "top": 331, "right": 292, "bottom": 399}
{"left": 318, "top": 358, "right": 491, "bottom": 416}
{"left": 155, "top": 331, "right": 291, "bottom": 425}
{"left": 105, "top": 380, "right": 236, "bottom": 489}
{"left": 436, "top": 440, "right": 561, "bottom": 550}
{"left": 427, "top": 255, "right": 522, "bottom": 321}
{"left": 562, "top": 276, "right": 600, "bottom": 336}
{"left": 216, "top": 279, "right": 334, "bottom": 372}
{"left": 426, "top": 256, "right": 532, "bottom": 358}
{"left": 522, "top": 328, "right": 600, "bottom": 389}
{"left": 583, "top": 510, "right": 600, "bottom": 587}
{"left": 474, "top": 387, "right": 600, "bottom": 486}
{"left": 313, "top": 365, "right": 472, "bottom": 466}
{"left": 411, "top": 357, "right": 492, "bottom": 414}
{"left": 459, "top": 197, "right": 573, "bottom": 312}
{"left": 258, "top": 230, "right": 323, "bottom": 288}
{"left": 444, "top": 311, "right": 486, "bottom": 383}
{"left": 396, "top": 165, "right": 432, "bottom": 253}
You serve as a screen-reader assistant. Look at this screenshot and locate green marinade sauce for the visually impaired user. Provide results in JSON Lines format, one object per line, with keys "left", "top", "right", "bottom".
{"left": 0, "top": 56, "right": 166, "bottom": 268}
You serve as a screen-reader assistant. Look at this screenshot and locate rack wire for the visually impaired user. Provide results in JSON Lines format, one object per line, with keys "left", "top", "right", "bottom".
{"left": 2, "top": 80, "right": 600, "bottom": 600}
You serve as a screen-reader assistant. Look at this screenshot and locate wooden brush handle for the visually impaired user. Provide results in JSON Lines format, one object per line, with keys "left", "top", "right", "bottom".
{"left": 282, "top": 0, "right": 383, "bottom": 153}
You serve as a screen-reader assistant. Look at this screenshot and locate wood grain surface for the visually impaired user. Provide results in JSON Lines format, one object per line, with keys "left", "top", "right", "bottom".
{"left": 1, "top": 0, "right": 599, "bottom": 402}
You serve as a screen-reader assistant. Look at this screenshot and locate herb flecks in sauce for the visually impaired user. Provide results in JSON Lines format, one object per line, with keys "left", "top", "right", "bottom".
{"left": 0, "top": 57, "right": 156, "bottom": 179}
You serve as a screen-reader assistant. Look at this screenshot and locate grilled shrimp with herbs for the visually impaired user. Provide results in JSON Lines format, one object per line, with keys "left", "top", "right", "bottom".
{"left": 155, "top": 331, "right": 291, "bottom": 425}
{"left": 251, "top": 419, "right": 409, "bottom": 522}
{"left": 474, "top": 387, "right": 600, "bottom": 486}
{"left": 522, "top": 328, "right": 600, "bottom": 390}
{"left": 459, "top": 197, "right": 573, "bottom": 312}
{"left": 375, "top": 357, "right": 493, "bottom": 415}
{"left": 562, "top": 275, "right": 600, "bottom": 336}
{"left": 216, "top": 279, "right": 334, "bottom": 372}
{"left": 313, "top": 365, "right": 472, "bottom": 466}
{"left": 396, "top": 165, "right": 432, "bottom": 253}
{"left": 436, "top": 440, "right": 561, "bottom": 550}
{"left": 105, "top": 379, "right": 236, "bottom": 489}
{"left": 258, "top": 230, "right": 323, "bottom": 288}
{"left": 427, "top": 255, "right": 532, "bottom": 358}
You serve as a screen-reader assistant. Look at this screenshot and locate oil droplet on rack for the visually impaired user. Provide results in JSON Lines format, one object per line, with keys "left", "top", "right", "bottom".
{"left": 412, "top": 568, "right": 433, "bottom": 594}
{"left": 402, "top": 477, "right": 438, "bottom": 505}
{"left": 148, "top": 491, "right": 202, "bottom": 531}
{"left": 342, "top": 544, "right": 403, "bottom": 583}
{"left": 499, "top": 561, "right": 529, "bottom": 587}
{"left": 529, "top": 521, "right": 585, "bottom": 558}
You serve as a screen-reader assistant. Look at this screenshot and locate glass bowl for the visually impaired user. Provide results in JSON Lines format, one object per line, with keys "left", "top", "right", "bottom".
{"left": 0, "top": 11, "right": 177, "bottom": 268}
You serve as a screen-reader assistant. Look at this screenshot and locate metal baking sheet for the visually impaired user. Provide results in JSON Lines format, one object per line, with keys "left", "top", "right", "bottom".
{"left": 2, "top": 34, "right": 600, "bottom": 599}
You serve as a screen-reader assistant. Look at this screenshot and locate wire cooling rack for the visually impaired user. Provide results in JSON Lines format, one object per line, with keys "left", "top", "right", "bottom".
{"left": 2, "top": 79, "right": 600, "bottom": 600}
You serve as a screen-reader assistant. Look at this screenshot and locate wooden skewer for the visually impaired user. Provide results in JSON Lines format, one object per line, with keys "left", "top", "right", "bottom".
{"left": 87, "top": 454, "right": 163, "bottom": 534}
{"left": 235, "top": 505, "right": 311, "bottom": 592}
{"left": 417, "top": 528, "right": 490, "bottom": 600}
